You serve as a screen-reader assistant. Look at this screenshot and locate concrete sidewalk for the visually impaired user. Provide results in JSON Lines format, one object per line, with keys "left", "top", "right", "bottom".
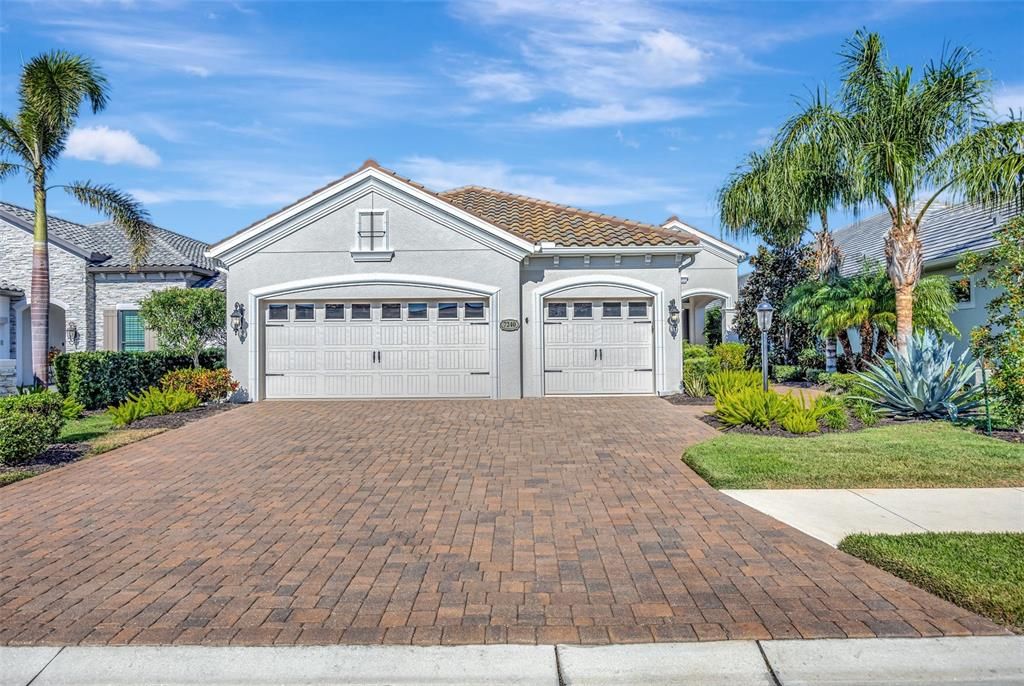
{"left": 3, "top": 636, "right": 1022, "bottom": 685}
{"left": 724, "top": 487, "right": 1024, "bottom": 546}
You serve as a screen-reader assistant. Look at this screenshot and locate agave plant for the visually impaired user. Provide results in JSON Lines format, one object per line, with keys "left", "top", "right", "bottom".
{"left": 852, "top": 331, "right": 982, "bottom": 420}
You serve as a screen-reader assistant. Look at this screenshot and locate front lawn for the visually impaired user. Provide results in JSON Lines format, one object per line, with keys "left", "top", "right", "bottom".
{"left": 839, "top": 533, "right": 1024, "bottom": 630}
{"left": 59, "top": 413, "right": 116, "bottom": 443}
{"left": 683, "top": 422, "right": 1024, "bottom": 489}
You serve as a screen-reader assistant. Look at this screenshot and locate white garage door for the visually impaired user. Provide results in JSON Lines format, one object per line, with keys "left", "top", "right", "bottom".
{"left": 543, "top": 299, "right": 654, "bottom": 395}
{"left": 263, "top": 300, "right": 492, "bottom": 399}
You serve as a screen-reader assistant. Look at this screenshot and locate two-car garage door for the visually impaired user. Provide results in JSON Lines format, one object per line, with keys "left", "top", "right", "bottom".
{"left": 263, "top": 300, "right": 492, "bottom": 399}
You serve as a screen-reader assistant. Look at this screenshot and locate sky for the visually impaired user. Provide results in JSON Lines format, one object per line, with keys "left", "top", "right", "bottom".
{"left": 1, "top": 0, "right": 1022, "bottom": 266}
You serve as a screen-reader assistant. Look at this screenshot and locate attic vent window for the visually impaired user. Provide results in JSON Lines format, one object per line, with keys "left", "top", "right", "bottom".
{"left": 352, "top": 208, "right": 394, "bottom": 262}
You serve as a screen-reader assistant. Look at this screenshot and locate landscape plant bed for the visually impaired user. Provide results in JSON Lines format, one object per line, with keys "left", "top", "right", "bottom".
{"left": 698, "top": 411, "right": 891, "bottom": 437}
{"left": 124, "top": 401, "right": 239, "bottom": 430}
{"left": 839, "top": 533, "right": 1024, "bottom": 631}
{"left": 662, "top": 393, "right": 714, "bottom": 406}
{"left": 683, "top": 422, "right": 1024, "bottom": 489}
{"left": 0, "top": 443, "right": 88, "bottom": 479}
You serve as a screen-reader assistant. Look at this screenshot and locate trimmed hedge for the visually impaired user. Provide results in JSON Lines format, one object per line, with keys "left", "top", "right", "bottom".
{"left": 684, "top": 356, "right": 721, "bottom": 383}
{"left": 54, "top": 348, "right": 226, "bottom": 410}
{"left": 0, "top": 393, "right": 65, "bottom": 466}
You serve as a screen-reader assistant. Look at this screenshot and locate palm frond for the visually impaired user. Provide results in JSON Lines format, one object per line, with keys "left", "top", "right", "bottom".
{"left": 62, "top": 182, "right": 152, "bottom": 267}
{"left": 0, "top": 114, "right": 32, "bottom": 164}
{"left": 0, "top": 161, "right": 24, "bottom": 182}
{"left": 19, "top": 50, "right": 108, "bottom": 134}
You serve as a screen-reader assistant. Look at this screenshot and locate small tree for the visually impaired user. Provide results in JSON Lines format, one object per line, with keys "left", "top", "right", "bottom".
{"left": 734, "top": 244, "right": 817, "bottom": 367}
{"left": 139, "top": 288, "right": 226, "bottom": 368}
{"left": 958, "top": 216, "right": 1024, "bottom": 431}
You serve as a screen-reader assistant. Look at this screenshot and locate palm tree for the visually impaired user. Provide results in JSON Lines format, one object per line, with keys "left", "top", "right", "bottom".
{"left": 0, "top": 51, "right": 151, "bottom": 385}
{"left": 717, "top": 145, "right": 808, "bottom": 249}
{"left": 781, "top": 31, "right": 1024, "bottom": 353}
{"left": 785, "top": 278, "right": 858, "bottom": 371}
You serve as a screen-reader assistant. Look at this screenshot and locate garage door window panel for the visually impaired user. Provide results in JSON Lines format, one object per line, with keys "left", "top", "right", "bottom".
{"left": 382, "top": 303, "right": 402, "bottom": 320}
{"left": 325, "top": 304, "right": 345, "bottom": 320}
{"left": 547, "top": 302, "right": 567, "bottom": 320}
{"left": 573, "top": 302, "right": 593, "bottom": 319}
{"left": 408, "top": 303, "right": 428, "bottom": 320}
{"left": 628, "top": 301, "right": 649, "bottom": 318}
{"left": 267, "top": 304, "right": 289, "bottom": 321}
{"left": 351, "top": 304, "right": 372, "bottom": 320}
{"left": 465, "top": 302, "right": 486, "bottom": 320}
{"left": 438, "top": 302, "right": 458, "bottom": 319}
{"left": 294, "top": 304, "right": 315, "bottom": 321}
{"left": 602, "top": 302, "right": 621, "bottom": 318}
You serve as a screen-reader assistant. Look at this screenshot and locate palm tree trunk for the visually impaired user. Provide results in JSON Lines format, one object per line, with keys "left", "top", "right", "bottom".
{"left": 813, "top": 222, "right": 843, "bottom": 280}
{"left": 30, "top": 179, "right": 50, "bottom": 387}
{"left": 859, "top": 320, "right": 875, "bottom": 364}
{"left": 837, "top": 330, "right": 853, "bottom": 361}
{"left": 824, "top": 337, "right": 837, "bottom": 373}
{"left": 884, "top": 218, "right": 923, "bottom": 353}
{"left": 875, "top": 329, "right": 891, "bottom": 358}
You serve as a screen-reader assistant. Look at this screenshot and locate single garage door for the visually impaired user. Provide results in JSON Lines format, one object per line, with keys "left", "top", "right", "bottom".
{"left": 543, "top": 298, "right": 654, "bottom": 395}
{"left": 263, "top": 300, "right": 492, "bottom": 399}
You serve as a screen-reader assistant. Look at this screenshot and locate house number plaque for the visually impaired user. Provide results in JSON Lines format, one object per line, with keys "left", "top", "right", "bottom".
{"left": 499, "top": 319, "right": 521, "bottom": 332}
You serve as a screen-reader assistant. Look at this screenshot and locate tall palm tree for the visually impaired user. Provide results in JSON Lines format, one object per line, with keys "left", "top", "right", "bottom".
{"left": 0, "top": 51, "right": 151, "bottom": 385}
{"left": 782, "top": 31, "right": 1024, "bottom": 353}
{"left": 717, "top": 145, "right": 809, "bottom": 249}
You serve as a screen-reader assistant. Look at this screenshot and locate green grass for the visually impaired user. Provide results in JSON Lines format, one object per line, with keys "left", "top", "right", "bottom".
{"left": 59, "top": 413, "right": 115, "bottom": 443}
{"left": 683, "top": 422, "right": 1024, "bottom": 489}
{"left": 839, "top": 533, "right": 1024, "bottom": 630}
{"left": 0, "top": 471, "right": 36, "bottom": 487}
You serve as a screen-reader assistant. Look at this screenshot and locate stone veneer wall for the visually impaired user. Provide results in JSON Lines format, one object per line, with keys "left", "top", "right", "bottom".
{"left": 92, "top": 274, "right": 198, "bottom": 349}
{"left": 0, "top": 221, "right": 90, "bottom": 354}
{"left": 0, "top": 360, "right": 15, "bottom": 396}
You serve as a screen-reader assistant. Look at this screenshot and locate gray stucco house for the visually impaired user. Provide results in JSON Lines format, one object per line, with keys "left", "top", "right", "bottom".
{"left": 208, "top": 160, "right": 743, "bottom": 401}
{"left": 0, "top": 201, "right": 224, "bottom": 388}
{"left": 833, "top": 201, "right": 1020, "bottom": 357}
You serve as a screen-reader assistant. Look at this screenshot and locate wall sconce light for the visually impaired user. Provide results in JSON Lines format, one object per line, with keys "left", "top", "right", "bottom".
{"left": 65, "top": 321, "right": 80, "bottom": 349}
{"left": 230, "top": 302, "right": 245, "bottom": 339}
{"left": 667, "top": 299, "right": 681, "bottom": 338}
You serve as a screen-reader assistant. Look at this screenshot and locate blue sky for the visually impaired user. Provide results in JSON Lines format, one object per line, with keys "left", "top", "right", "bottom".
{"left": 1, "top": 0, "right": 1022, "bottom": 264}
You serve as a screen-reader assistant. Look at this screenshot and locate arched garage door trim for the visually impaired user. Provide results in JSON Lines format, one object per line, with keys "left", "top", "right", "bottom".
{"left": 530, "top": 275, "right": 666, "bottom": 395}
{"left": 248, "top": 273, "right": 501, "bottom": 400}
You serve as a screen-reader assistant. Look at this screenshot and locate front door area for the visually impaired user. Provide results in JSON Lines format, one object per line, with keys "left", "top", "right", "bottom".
{"left": 543, "top": 298, "right": 654, "bottom": 395}
{"left": 263, "top": 300, "right": 492, "bottom": 399}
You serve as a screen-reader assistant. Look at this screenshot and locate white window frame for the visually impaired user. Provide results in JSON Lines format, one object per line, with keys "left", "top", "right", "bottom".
{"left": 293, "top": 303, "right": 317, "bottom": 321}
{"left": 464, "top": 301, "right": 488, "bottom": 321}
{"left": 572, "top": 302, "right": 594, "bottom": 319}
{"left": 546, "top": 302, "right": 568, "bottom": 320}
{"left": 627, "top": 301, "right": 650, "bottom": 319}
{"left": 601, "top": 301, "right": 622, "bottom": 319}
{"left": 950, "top": 273, "right": 975, "bottom": 310}
{"left": 352, "top": 208, "right": 394, "bottom": 262}
{"left": 407, "top": 302, "right": 429, "bottom": 321}
{"left": 381, "top": 302, "right": 404, "bottom": 320}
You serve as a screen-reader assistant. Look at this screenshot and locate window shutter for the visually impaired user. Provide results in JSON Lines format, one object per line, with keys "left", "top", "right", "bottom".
{"left": 144, "top": 327, "right": 158, "bottom": 352}
{"left": 103, "top": 310, "right": 118, "bottom": 351}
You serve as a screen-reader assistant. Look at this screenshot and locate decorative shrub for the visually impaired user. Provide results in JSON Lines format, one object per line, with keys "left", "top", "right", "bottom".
{"left": 812, "top": 395, "right": 849, "bottom": 430}
{"left": 844, "top": 396, "right": 880, "bottom": 426}
{"left": 108, "top": 387, "right": 200, "bottom": 427}
{"left": 0, "top": 393, "right": 66, "bottom": 466}
{"left": 713, "top": 342, "right": 748, "bottom": 371}
{"left": 62, "top": 396, "right": 85, "bottom": 421}
{"left": 160, "top": 368, "right": 239, "bottom": 403}
{"left": 683, "top": 356, "right": 720, "bottom": 386}
{"left": 55, "top": 349, "right": 225, "bottom": 410}
{"left": 853, "top": 331, "right": 983, "bottom": 421}
{"left": 707, "top": 370, "right": 761, "bottom": 398}
{"left": 683, "top": 373, "right": 708, "bottom": 398}
{"left": 797, "top": 347, "right": 825, "bottom": 372}
{"left": 703, "top": 307, "right": 723, "bottom": 346}
{"left": 780, "top": 407, "right": 820, "bottom": 434}
{"left": 818, "top": 372, "right": 860, "bottom": 393}
{"left": 772, "top": 365, "right": 803, "bottom": 382}
{"left": 715, "top": 388, "right": 797, "bottom": 429}
{"left": 683, "top": 343, "right": 711, "bottom": 359}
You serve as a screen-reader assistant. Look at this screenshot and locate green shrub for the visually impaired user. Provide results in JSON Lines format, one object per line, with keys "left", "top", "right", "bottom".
{"left": 55, "top": 349, "right": 224, "bottom": 410}
{"left": 812, "top": 395, "right": 849, "bottom": 430}
{"left": 715, "top": 388, "right": 797, "bottom": 429}
{"left": 707, "top": 370, "right": 761, "bottom": 398}
{"left": 798, "top": 347, "right": 825, "bottom": 370}
{"left": 108, "top": 386, "right": 200, "bottom": 427}
{"left": 61, "top": 395, "right": 85, "bottom": 421}
{"left": 713, "top": 342, "right": 748, "bottom": 371}
{"left": 806, "top": 369, "right": 828, "bottom": 385}
{"left": 0, "top": 393, "right": 66, "bottom": 466}
{"left": 160, "top": 368, "right": 238, "bottom": 403}
{"left": 780, "top": 407, "right": 820, "bottom": 434}
{"left": 772, "top": 364, "right": 803, "bottom": 382}
{"left": 844, "top": 396, "right": 880, "bottom": 427}
{"left": 683, "top": 343, "right": 711, "bottom": 359}
{"left": 684, "top": 356, "right": 720, "bottom": 384}
{"left": 819, "top": 372, "right": 860, "bottom": 393}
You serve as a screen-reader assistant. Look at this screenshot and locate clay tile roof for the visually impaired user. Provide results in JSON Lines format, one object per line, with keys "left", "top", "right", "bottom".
{"left": 438, "top": 186, "right": 698, "bottom": 248}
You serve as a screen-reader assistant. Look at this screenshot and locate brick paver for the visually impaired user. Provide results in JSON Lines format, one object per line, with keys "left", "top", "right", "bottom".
{"left": 0, "top": 398, "right": 1006, "bottom": 645}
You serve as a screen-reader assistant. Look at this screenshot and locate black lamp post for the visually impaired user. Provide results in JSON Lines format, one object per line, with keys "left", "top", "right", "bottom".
{"left": 756, "top": 298, "right": 774, "bottom": 392}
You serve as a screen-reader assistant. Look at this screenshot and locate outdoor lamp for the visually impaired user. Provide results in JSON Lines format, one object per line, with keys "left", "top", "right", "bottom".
{"left": 230, "top": 302, "right": 245, "bottom": 338}
{"left": 65, "top": 321, "right": 79, "bottom": 349}
{"left": 667, "top": 299, "right": 681, "bottom": 338}
{"left": 756, "top": 298, "right": 774, "bottom": 391}
{"left": 756, "top": 299, "right": 774, "bottom": 332}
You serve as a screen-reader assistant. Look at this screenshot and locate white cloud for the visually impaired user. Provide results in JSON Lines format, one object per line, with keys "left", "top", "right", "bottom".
{"left": 65, "top": 126, "right": 160, "bottom": 167}
{"left": 182, "top": 64, "right": 211, "bottom": 77}
{"left": 532, "top": 99, "right": 705, "bottom": 128}
{"left": 463, "top": 70, "right": 535, "bottom": 103}
{"left": 130, "top": 161, "right": 333, "bottom": 208}
{"left": 993, "top": 85, "right": 1024, "bottom": 116}
{"left": 395, "top": 155, "right": 683, "bottom": 209}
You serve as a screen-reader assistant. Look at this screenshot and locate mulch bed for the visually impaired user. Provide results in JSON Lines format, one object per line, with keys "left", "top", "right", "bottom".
{"left": 126, "top": 401, "right": 239, "bottom": 430}
{"left": 973, "top": 428, "right": 1024, "bottom": 444}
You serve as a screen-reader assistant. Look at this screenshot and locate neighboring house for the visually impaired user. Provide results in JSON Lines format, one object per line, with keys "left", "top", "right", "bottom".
{"left": 833, "top": 201, "right": 1020, "bottom": 357}
{"left": 207, "top": 160, "right": 741, "bottom": 400}
{"left": 0, "top": 201, "right": 224, "bottom": 387}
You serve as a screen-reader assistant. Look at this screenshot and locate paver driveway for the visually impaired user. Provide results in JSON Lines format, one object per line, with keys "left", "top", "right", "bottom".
{"left": 0, "top": 398, "right": 1005, "bottom": 646}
